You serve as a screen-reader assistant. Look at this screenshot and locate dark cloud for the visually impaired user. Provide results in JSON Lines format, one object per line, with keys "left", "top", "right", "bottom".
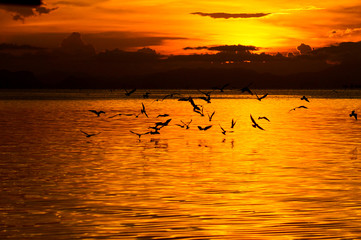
{"left": 6, "top": 31, "right": 187, "bottom": 51}
{"left": 191, "top": 12, "right": 271, "bottom": 19}
{"left": 0, "top": 0, "right": 42, "bottom": 6}
{"left": 0, "top": 3, "right": 57, "bottom": 21}
{"left": 58, "top": 32, "right": 95, "bottom": 56}
{"left": 297, "top": 43, "right": 312, "bottom": 55}
{"left": 184, "top": 44, "right": 258, "bottom": 52}
{"left": 54, "top": 0, "right": 108, "bottom": 6}
{"left": 0, "top": 43, "right": 43, "bottom": 50}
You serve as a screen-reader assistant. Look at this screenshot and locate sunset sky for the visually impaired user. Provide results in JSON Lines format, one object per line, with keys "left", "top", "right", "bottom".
{"left": 1, "top": 0, "right": 361, "bottom": 54}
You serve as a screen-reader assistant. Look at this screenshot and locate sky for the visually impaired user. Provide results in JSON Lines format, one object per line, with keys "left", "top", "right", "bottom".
{"left": 1, "top": 0, "right": 361, "bottom": 54}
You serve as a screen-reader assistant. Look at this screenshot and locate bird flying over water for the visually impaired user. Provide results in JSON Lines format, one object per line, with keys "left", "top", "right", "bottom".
{"left": 198, "top": 125, "right": 212, "bottom": 131}
{"left": 350, "top": 110, "right": 358, "bottom": 120}
{"left": 207, "top": 111, "right": 215, "bottom": 121}
{"left": 155, "top": 119, "right": 172, "bottom": 128}
{"left": 258, "top": 116, "right": 270, "bottom": 122}
{"left": 240, "top": 83, "right": 253, "bottom": 95}
{"left": 80, "top": 130, "right": 101, "bottom": 137}
{"left": 181, "top": 119, "right": 192, "bottom": 129}
{"left": 130, "top": 130, "right": 146, "bottom": 138}
{"left": 212, "top": 83, "right": 229, "bottom": 92}
{"left": 289, "top": 106, "right": 308, "bottom": 112}
{"left": 250, "top": 114, "right": 265, "bottom": 130}
{"left": 124, "top": 88, "right": 136, "bottom": 96}
{"left": 157, "top": 114, "right": 169, "bottom": 118}
{"left": 141, "top": 103, "right": 149, "bottom": 117}
{"left": 88, "top": 110, "right": 105, "bottom": 117}
{"left": 219, "top": 124, "right": 234, "bottom": 135}
{"left": 255, "top": 92, "right": 268, "bottom": 101}
{"left": 231, "top": 118, "right": 237, "bottom": 128}
{"left": 198, "top": 90, "right": 212, "bottom": 103}
{"left": 301, "top": 96, "right": 309, "bottom": 102}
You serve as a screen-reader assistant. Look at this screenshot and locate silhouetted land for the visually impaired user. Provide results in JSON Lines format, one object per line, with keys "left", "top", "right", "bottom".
{"left": 2, "top": 33, "right": 361, "bottom": 89}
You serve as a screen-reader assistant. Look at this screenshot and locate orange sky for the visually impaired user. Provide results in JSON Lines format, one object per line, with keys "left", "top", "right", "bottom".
{"left": 1, "top": 0, "right": 361, "bottom": 54}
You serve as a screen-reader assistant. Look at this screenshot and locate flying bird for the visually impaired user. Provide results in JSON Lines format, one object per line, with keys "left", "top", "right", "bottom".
{"left": 108, "top": 113, "right": 122, "bottom": 118}
{"left": 219, "top": 124, "right": 234, "bottom": 135}
{"left": 155, "top": 119, "right": 172, "bottom": 127}
{"left": 255, "top": 92, "right": 268, "bottom": 101}
{"left": 88, "top": 110, "right": 105, "bottom": 117}
{"left": 207, "top": 111, "right": 215, "bottom": 121}
{"left": 301, "top": 96, "right": 309, "bottom": 102}
{"left": 198, "top": 125, "right": 212, "bottom": 131}
{"left": 258, "top": 116, "right": 270, "bottom": 122}
{"left": 212, "top": 83, "right": 229, "bottom": 92}
{"left": 350, "top": 110, "right": 358, "bottom": 120}
{"left": 231, "top": 118, "right": 237, "bottom": 128}
{"left": 141, "top": 103, "right": 149, "bottom": 117}
{"left": 124, "top": 88, "right": 136, "bottom": 96}
{"left": 198, "top": 90, "right": 212, "bottom": 103}
{"left": 130, "top": 130, "right": 146, "bottom": 138}
{"left": 162, "top": 92, "right": 179, "bottom": 101}
{"left": 157, "top": 114, "right": 169, "bottom": 118}
{"left": 181, "top": 119, "right": 192, "bottom": 129}
{"left": 250, "top": 114, "right": 265, "bottom": 130}
{"left": 289, "top": 106, "right": 308, "bottom": 112}
{"left": 240, "top": 83, "right": 253, "bottom": 95}
{"left": 80, "top": 130, "right": 101, "bottom": 137}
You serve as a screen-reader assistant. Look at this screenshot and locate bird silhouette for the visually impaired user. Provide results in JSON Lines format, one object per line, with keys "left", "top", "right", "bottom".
{"left": 231, "top": 118, "right": 237, "bottom": 128}
{"left": 301, "top": 96, "right": 309, "bottom": 102}
{"left": 155, "top": 119, "right": 172, "bottom": 128}
{"left": 258, "top": 116, "right": 270, "bottom": 122}
{"left": 181, "top": 119, "right": 192, "bottom": 129}
{"left": 240, "top": 83, "right": 253, "bottom": 95}
{"left": 289, "top": 106, "right": 308, "bottom": 112}
{"left": 207, "top": 111, "right": 215, "bottom": 121}
{"left": 255, "top": 92, "right": 268, "bottom": 101}
{"left": 157, "top": 114, "right": 169, "bottom": 118}
{"left": 162, "top": 92, "right": 179, "bottom": 101}
{"left": 219, "top": 124, "right": 234, "bottom": 135}
{"left": 350, "top": 110, "right": 358, "bottom": 120}
{"left": 80, "top": 130, "right": 101, "bottom": 137}
{"left": 130, "top": 130, "right": 146, "bottom": 138}
{"left": 250, "top": 114, "right": 265, "bottom": 130}
{"left": 88, "top": 110, "right": 105, "bottom": 117}
{"left": 198, "top": 90, "right": 212, "bottom": 103}
{"left": 212, "top": 83, "right": 229, "bottom": 92}
{"left": 124, "top": 88, "right": 136, "bottom": 96}
{"left": 141, "top": 103, "right": 149, "bottom": 117}
{"left": 198, "top": 125, "right": 212, "bottom": 131}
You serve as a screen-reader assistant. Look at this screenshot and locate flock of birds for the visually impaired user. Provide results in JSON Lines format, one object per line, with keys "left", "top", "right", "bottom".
{"left": 80, "top": 83, "right": 358, "bottom": 139}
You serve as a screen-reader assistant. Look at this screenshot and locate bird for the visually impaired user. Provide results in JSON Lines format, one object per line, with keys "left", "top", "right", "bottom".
{"left": 289, "top": 106, "right": 308, "bottom": 112}
{"left": 80, "top": 130, "right": 101, "bottom": 137}
{"left": 162, "top": 92, "right": 179, "bottom": 101}
{"left": 258, "top": 116, "right": 270, "bottom": 122}
{"left": 207, "top": 111, "right": 215, "bottom": 121}
{"left": 198, "top": 125, "right": 212, "bottom": 131}
{"left": 193, "top": 106, "right": 204, "bottom": 116}
{"left": 124, "top": 88, "right": 136, "bottom": 96}
{"left": 88, "top": 110, "right": 105, "bottom": 117}
{"left": 240, "top": 83, "right": 253, "bottom": 95}
{"left": 157, "top": 114, "right": 169, "bottom": 118}
{"left": 212, "top": 83, "right": 229, "bottom": 92}
{"left": 198, "top": 90, "right": 212, "bottom": 103}
{"left": 141, "top": 103, "right": 149, "bottom": 117}
{"left": 155, "top": 119, "right": 172, "bottom": 128}
{"left": 178, "top": 96, "right": 192, "bottom": 101}
{"left": 130, "top": 130, "right": 146, "bottom": 138}
{"left": 250, "top": 114, "right": 265, "bottom": 130}
{"left": 181, "top": 119, "right": 192, "bottom": 129}
{"left": 219, "top": 124, "right": 234, "bottom": 135}
{"left": 231, "top": 118, "right": 237, "bottom": 128}
{"left": 255, "top": 92, "right": 268, "bottom": 101}
{"left": 350, "top": 110, "right": 358, "bottom": 120}
{"left": 301, "top": 96, "right": 309, "bottom": 102}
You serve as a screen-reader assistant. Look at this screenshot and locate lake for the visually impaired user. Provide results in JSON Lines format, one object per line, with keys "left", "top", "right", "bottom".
{"left": 1, "top": 89, "right": 361, "bottom": 239}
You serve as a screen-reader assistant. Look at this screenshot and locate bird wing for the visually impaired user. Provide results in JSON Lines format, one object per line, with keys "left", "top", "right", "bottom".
{"left": 260, "top": 93, "right": 268, "bottom": 100}
{"left": 129, "top": 88, "right": 136, "bottom": 94}
{"left": 198, "top": 126, "right": 203, "bottom": 130}
{"left": 204, "top": 125, "right": 212, "bottom": 130}
{"left": 80, "top": 130, "right": 88, "bottom": 136}
{"left": 88, "top": 110, "right": 97, "bottom": 114}
{"left": 250, "top": 114, "right": 257, "bottom": 125}
{"left": 219, "top": 125, "right": 225, "bottom": 132}
{"left": 256, "top": 124, "right": 265, "bottom": 130}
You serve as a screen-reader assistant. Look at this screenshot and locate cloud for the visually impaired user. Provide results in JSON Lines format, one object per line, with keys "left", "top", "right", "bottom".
{"left": 0, "top": 0, "right": 42, "bottom": 6}
{"left": 0, "top": 2, "right": 57, "bottom": 21}
{"left": 297, "top": 43, "right": 312, "bottom": 55}
{"left": 191, "top": 12, "right": 271, "bottom": 19}
{"left": 184, "top": 44, "right": 258, "bottom": 52}
{"left": 54, "top": 0, "right": 109, "bottom": 6}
